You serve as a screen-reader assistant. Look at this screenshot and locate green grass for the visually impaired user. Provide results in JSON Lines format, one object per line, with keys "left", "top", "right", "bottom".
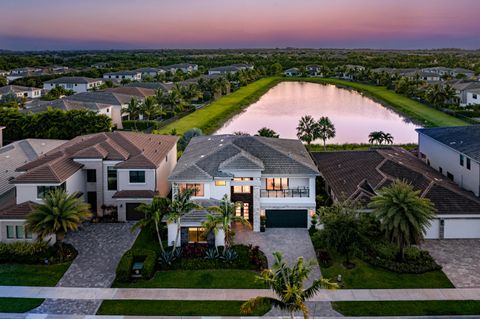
{"left": 321, "top": 256, "right": 453, "bottom": 289}
{"left": 0, "top": 262, "right": 71, "bottom": 286}
{"left": 294, "top": 78, "right": 467, "bottom": 127}
{"left": 333, "top": 301, "right": 480, "bottom": 316}
{"left": 97, "top": 300, "right": 271, "bottom": 316}
{"left": 156, "top": 77, "right": 282, "bottom": 135}
{"left": 0, "top": 298, "right": 44, "bottom": 313}
{"left": 113, "top": 269, "right": 264, "bottom": 288}
{"left": 308, "top": 143, "right": 418, "bottom": 152}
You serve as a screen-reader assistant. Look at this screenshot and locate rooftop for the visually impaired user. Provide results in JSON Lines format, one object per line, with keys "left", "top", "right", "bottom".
{"left": 0, "top": 85, "right": 41, "bottom": 95}
{"left": 44, "top": 77, "right": 103, "bottom": 84}
{"left": 65, "top": 91, "right": 137, "bottom": 105}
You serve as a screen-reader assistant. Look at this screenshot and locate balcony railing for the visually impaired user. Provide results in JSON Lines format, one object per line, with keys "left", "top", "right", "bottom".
{"left": 260, "top": 187, "right": 310, "bottom": 198}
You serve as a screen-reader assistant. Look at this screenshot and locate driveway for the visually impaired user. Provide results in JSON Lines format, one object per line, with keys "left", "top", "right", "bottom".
{"left": 234, "top": 226, "right": 342, "bottom": 317}
{"left": 422, "top": 239, "right": 480, "bottom": 288}
{"left": 32, "top": 222, "right": 139, "bottom": 315}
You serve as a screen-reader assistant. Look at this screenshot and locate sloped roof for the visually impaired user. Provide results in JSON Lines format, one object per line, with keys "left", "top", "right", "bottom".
{"left": 0, "top": 85, "right": 41, "bottom": 95}
{"left": 169, "top": 135, "right": 319, "bottom": 182}
{"left": 44, "top": 77, "right": 102, "bottom": 84}
{"left": 66, "top": 91, "right": 135, "bottom": 105}
{"left": 14, "top": 132, "right": 178, "bottom": 184}
{"left": 23, "top": 99, "right": 112, "bottom": 113}
{"left": 125, "top": 82, "right": 170, "bottom": 92}
{"left": 0, "top": 201, "right": 36, "bottom": 219}
{"left": 104, "top": 87, "right": 156, "bottom": 98}
{"left": 312, "top": 147, "right": 480, "bottom": 214}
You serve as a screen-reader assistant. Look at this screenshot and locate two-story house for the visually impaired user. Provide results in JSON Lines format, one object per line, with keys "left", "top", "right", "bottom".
{"left": 43, "top": 77, "right": 104, "bottom": 94}
{"left": 417, "top": 126, "right": 480, "bottom": 197}
{"left": 0, "top": 132, "right": 178, "bottom": 242}
{"left": 0, "top": 85, "right": 42, "bottom": 99}
{"left": 167, "top": 135, "right": 319, "bottom": 246}
{"left": 103, "top": 71, "right": 142, "bottom": 82}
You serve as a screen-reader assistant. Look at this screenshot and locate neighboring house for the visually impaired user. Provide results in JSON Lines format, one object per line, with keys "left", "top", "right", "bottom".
{"left": 403, "top": 70, "right": 441, "bottom": 82}
{"left": 91, "top": 62, "right": 110, "bottom": 68}
{"left": 339, "top": 65, "right": 365, "bottom": 80}
{"left": 312, "top": 147, "right": 480, "bottom": 239}
{"left": 135, "top": 68, "right": 162, "bottom": 79}
{"left": 43, "top": 77, "right": 104, "bottom": 94}
{"left": 6, "top": 68, "right": 44, "bottom": 82}
{"left": 422, "top": 67, "right": 476, "bottom": 79}
{"left": 284, "top": 68, "right": 301, "bottom": 77}
{"left": 208, "top": 64, "right": 253, "bottom": 75}
{"left": 0, "top": 70, "right": 8, "bottom": 77}
{"left": 104, "top": 87, "right": 156, "bottom": 99}
{"left": 160, "top": 63, "right": 198, "bottom": 74}
{"left": 306, "top": 65, "right": 322, "bottom": 76}
{"left": 103, "top": 71, "right": 141, "bottom": 81}
{"left": 0, "top": 85, "right": 42, "bottom": 99}
{"left": 168, "top": 135, "right": 319, "bottom": 246}
{"left": 465, "top": 88, "right": 480, "bottom": 106}
{"left": 417, "top": 126, "right": 480, "bottom": 198}
{"left": 0, "top": 132, "right": 178, "bottom": 242}
{"left": 124, "top": 82, "right": 171, "bottom": 92}
{"left": 450, "top": 81, "right": 480, "bottom": 106}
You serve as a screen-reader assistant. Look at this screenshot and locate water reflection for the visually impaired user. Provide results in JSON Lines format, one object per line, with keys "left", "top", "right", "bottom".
{"left": 215, "top": 82, "right": 421, "bottom": 144}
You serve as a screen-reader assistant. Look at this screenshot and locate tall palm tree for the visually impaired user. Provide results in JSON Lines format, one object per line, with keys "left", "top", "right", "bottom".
{"left": 257, "top": 127, "right": 279, "bottom": 138}
{"left": 381, "top": 132, "right": 394, "bottom": 145}
{"left": 140, "top": 96, "right": 160, "bottom": 120}
{"left": 317, "top": 116, "right": 336, "bottom": 150}
{"left": 368, "top": 131, "right": 384, "bottom": 145}
{"left": 241, "top": 252, "right": 338, "bottom": 319}
{"left": 25, "top": 189, "right": 91, "bottom": 254}
{"left": 368, "top": 180, "right": 436, "bottom": 260}
{"left": 296, "top": 115, "right": 318, "bottom": 146}
{"left": 202, "top": 195, "right": 250, "bottom": 253}
{"left": 166, "top": 189, "right": 202, "bottom": 248}
{"left": 131, "top": 197, "right": 171, "bottom": 254}
{"left": 122, "top": 98, "right": 140, "bottom": 122}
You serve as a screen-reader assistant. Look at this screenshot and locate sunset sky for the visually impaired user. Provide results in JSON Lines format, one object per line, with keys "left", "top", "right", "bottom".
{"left": 1, "top": 0, "right": 479, "bottom": 50}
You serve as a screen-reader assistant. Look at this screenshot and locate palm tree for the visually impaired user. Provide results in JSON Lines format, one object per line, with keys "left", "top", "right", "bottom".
{"left": 381, "top": 132, "right": 394, "bottom": 145}
{"left": 296, "top": 115, "right": 318, "bottom": 146}
{"left": 25, "top": 189, "right": 91, "bottom": 255}
{"left": 202, "top": 195, "right": 250, "bottom": 253}
{"left": 166, "top": 189, "right": 202, "bottom": 248}
{"left": 368, "top": 180, "right": 436, "bottom": 260}
{"left": 241, "top": 252, "right": 338, "bottom": 319}
{"left": 140, "top": 96, "right": 160, "bottom": 120}
{"left": 122, "top": 98, "right": 140, "bottom": 122}
{"left": 131, "top": 197, "right": 171, "bottom": 254}
{"left": 256, "top": 127, "right": 279, "bottom": 138}
{"left": 317, "top": 116, "right": 336, "bottom": 150}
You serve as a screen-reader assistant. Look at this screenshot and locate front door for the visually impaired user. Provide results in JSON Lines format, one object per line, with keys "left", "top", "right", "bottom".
{"left": 231, "top": 179, "right": 253, "bottom": 224}
{"left": 87, "top": 192, "right": 97, "bottom": 216}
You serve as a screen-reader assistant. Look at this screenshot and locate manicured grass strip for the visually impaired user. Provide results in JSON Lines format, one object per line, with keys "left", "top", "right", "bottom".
{"left": 97, "top": 300, "right": 271, "bottom": 316}
{"left": 0, "top": 298, "right": 44, "bottom": 313}
{"left": 0, "top": 263, "right": 71, "bottom": 286}
{"left": 333, "top": 301, "right": 480, "bottom": 316}
{"left": 113, "top": 269, "right": 264, "bottom": 289}
{"left": 294, "top": 78, "right": 468, "bottom": 127}
{"left": 321, "top": 257, "right": 453, "bottom": 289}
{"left": 156, "top": 77, "right": 282, "bottom": 135}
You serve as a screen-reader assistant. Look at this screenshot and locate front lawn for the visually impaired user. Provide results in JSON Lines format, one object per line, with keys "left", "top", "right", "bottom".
{"left": 0, "top": 262, "right": 71, "bottom": 286}
{"left": 0, "top": 298, "right": 44, "bottom": 313}
{"left": 113, "top": 269, "right": 264, "bottom": 288}
{"left": 97, "top": 300, "right": 271, "bottom": 316}
{"left": 333, "top": 301, "right": 480, "bottom": 316}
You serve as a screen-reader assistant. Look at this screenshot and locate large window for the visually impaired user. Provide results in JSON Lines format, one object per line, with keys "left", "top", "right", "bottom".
{"left": 215, "top": 180, "right": 226, "bottom": 186}
{"left": 460, "top": 154, "right": 464, "bottom": 167}
{"left": 233, "top": 177, "right": 252, "bottom": 193}
{"left": 266, "top": 178, "right": 289, "bottom": 190}
{"left": 129, "top": 171, "right": 146, "bottom": 183}
{"left": 178, "top": 183, "right": 204, "bottom": 196}
{"left": 107, "top": 167, "right": 117, "bottom": 191}
{"left": 188, "top": 227, "right": 207, "bottom": 243}
{"left": 86, "top": 169, "right": 96, "bottom": 183}
{"left": 15, "top": 226, "right": 24, "bottom": 239}
{"left": 37, "top": 183, "right": 66, "bottom": 199}
{"left": 467, "top": 158, "right": 471, "bottom": 170}
{"left": 5, "top": 225, "right": 31, "bottom": 239}
{"left": 6, "top": 226, "right": 14, "bottom": 239}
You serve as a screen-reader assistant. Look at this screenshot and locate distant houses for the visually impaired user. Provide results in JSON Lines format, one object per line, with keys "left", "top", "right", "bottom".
{"left": 103, "top": 70, "right": 142, "bottom": 82}
{"left": 0, "top": 85, "right": 42, "bottom": 99}
{"left": 284, "top": 68, "right": 301, "bottom": 77}
{"left": 43, "top": 77, "right": 104, "bottom": 94}
{"left": 208, "top": 64, "right": 253, "bottom": 75}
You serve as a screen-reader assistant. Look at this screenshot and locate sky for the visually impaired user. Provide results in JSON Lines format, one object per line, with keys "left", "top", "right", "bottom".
{"left": 1, "top": 0, "right": 479, "bottom": 51}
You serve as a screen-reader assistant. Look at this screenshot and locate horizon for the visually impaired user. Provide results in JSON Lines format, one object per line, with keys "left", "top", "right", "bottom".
{"left": 1, "top": 0, "right": 479, "bottom": 51}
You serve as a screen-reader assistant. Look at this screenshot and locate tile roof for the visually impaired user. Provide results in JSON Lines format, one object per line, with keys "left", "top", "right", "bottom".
{"left": 312, "top": 147, "right": 480, "bottom": 215}
{"left": 44, "top": 77, "right": 103, "bottom": 84}
{"left": 416, "top": 126, "right": 480, "bottom": 161}
{"left": 0, "top": 201, "right": 37, "bottom": 219}
{"left": 104, "top": 87, "right": 156, "bottom": 98}
{"left": 0, "top": 85, "right": 41, "bottom": 95}
{"left": 170, "top": 135, "right": 319, "bottom": 182}
{"left": 23, "top": 99, "right": 112, "bottom": 113}
{"left": 124, "top": 82, "right": 171, "bottom": 92}
{"left": 13, "top": 132, "right": 178, "bottom": 184}
{"left": 104, "top": 70, "right": 141, "bottom": 76}
{"left": 112, "top": 190, "right": 157, "bottom": 199}
{"left": 65, "top": 91, "right": 136, "bottom": 105}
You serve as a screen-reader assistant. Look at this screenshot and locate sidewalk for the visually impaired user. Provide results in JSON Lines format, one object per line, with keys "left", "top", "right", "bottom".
{"left": 1, "top": 286, "right": 480, "bottom": 301}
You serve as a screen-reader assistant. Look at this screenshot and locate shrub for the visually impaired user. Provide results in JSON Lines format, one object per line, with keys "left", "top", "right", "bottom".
{"left": 183, "top": 243, "right": 207, "bottom": 258}
{"left": 0, "top": 241, "right": 49, "bottom": 264}
{"left": 316, "top": 249, "right": 332, "bottom": 268}
{"left": 116, "top": 248, "right": 157, "bottom": 282}
{"left": 122, "top": 120, "right": 162, "bottom": 131}
{"left": 310, "top": 230, "right": 328, "bottom": 250}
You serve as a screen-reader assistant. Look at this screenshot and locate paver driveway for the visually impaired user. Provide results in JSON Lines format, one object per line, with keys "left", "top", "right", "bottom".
{"left": 32, "top": 222, "right": 139, "bottom": 315}
{"left": 234, "top": 226, "right": 342, "bottom": 317}
{"left": 422, "top": 239, "right": 480, "bottom": 288}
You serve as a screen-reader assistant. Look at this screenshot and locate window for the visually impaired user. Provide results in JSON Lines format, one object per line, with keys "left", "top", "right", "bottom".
{"left": 86, "top": 169, "right": 96, "bottom": 183}
{"left": 266, "top": 178, "right": 289, "bottom": 190}
{"left": 66, "top": 83, "right": 73, "bottom": 89}
{"left": 447, "top": 172, "right": 454, "bottom": 181}
{"left": 129, "top": 171, "right": 146, "bottom": 183}
{"left": 233, "top": 177, "right": 252, "bottom": 193}
{"left": 37, "top": 183, "right": 65, "bottom": 199}
{"left": 15, "top": 226, "right": 24, "bottom": 239}
{"left": 439, "top": 167, "right": 443, "bottom": 174}
{"left": 25, "top": 230, "right": 33, "bottom": 239}
{"left": 215, "top": 180, "right": 226, "bottom": 186}
{"left": 188, "top": 227, "right": 207, "bottom": 243}
{"left": 107, "top": 167, "right": 117, "bottom": 191}
{"left": 178, "top": 183, "right": 204, "bottom": 196}
{"left": 460, "top": 154, "right": 464, "bottom": 166}
{"left": 467, "top": 158, "right": 471, "bottom": 170}
{"left": 6, "top": 226, "right": 14, "bottom": 239}
{"left": 473, "top": 94, "right": 478, "bottom": 99}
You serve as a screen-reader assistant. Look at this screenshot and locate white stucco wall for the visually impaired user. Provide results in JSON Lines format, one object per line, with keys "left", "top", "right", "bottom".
{"left": 466, "top": 91, "right": 480, "bottom": 106}
{"left": 117, "top": 169, "right": 156, "bottom": 191}
{"left": 444, "top": 219, "right": 480, "bottom": 238}
{"left": 0, "top": 220, "right": 55, "bottom": 244}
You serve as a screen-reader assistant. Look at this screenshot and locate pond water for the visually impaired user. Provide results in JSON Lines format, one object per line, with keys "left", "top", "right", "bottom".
{"left": 215, "top": 82, "right": 421, "bottom": 144}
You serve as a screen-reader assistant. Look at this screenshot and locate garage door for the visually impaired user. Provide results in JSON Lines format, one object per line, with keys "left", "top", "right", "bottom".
{"left": 444, "top": 219, "right": 480, "bottom": 239}
{"left": 266, "top": 209, "right": 307, "bottom": 228}
{"left": 126, "top": 203, "right": 144, "bottom": 220}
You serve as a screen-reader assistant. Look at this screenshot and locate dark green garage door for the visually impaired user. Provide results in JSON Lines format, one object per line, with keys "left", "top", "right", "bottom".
{"left": 266, "top": 209, "right": 307, "bottom": 228}
{"left": 126, "top": 203, "right": 144, "bottom": 220}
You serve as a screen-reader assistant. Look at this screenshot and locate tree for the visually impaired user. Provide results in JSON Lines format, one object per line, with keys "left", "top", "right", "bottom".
{"left": 296, "top": 115, "right": 318, "bottom": 145}
{"left": 25, "top": 189, "right": 91, "bottom": 256}
{"left": 202, "top": 195, "right": 250, "bottom": 253}
{"left": 368, "top": 131, "right": 384, "bottom": 145}
{"left": 256, "top": 127, "right": 279, "bottom": 138}
{"left": 241, "top": 252, "right": 337, "bottom": 319}
{"left": 122, "top": 98, "right": 141, "bottom": 122}
{"left": 131, "top": 197, "right": 171, "bottom": 253}
{"left": 381, "top": 132, "right": 394, "bottom": 144}
{"left": 368, "top": 180, "right": 436, "bottom": 260}
{"left": 178, "top": 128, "right": 203, "bottom": 151}
{"left": 140, "top": 96, "right": 160, "bottom": 120}
{"left": 317, "top": 116, "right": 336, "bottom": 150}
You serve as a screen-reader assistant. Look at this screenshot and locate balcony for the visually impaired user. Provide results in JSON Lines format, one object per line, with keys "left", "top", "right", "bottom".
{"left": 260, "top": 187, "right": 310, "bottom": 198}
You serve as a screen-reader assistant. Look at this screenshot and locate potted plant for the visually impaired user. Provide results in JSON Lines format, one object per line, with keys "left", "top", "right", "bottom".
{"left": 260, "top": 215, "right": 266, "bottom": 232}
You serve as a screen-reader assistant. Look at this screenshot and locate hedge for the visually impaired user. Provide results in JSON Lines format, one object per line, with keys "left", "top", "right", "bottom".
{"left": 122, "top": 120, "right": 163, "bottom": 131}
{"left": 116, "top": 248, "right": 157, "bottom": 282}
{"left": 0, "top": 242, "right": 49, "bottom": 264}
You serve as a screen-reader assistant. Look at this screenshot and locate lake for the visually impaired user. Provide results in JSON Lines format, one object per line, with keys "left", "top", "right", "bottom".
{"left": 215, "top": 82, "right": 421, "bottom": 144}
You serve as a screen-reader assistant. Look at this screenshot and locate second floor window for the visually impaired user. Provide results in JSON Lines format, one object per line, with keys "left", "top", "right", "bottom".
{"left": 467, "top": 158, "right": 471, "bottom": 170}
{"left": 107, "top": 167, "right": 117, "bottom": 191}
{"left": 178, "top": 183, "right": 204, "bottom": 196}
{"left": 266, "top": 178, "right": 289, "bottom": 190}
{"left": 460, "top": 154, "right": 464, "bottom": 166}
{"left": 129, "top": 171, "right": 146, "bottom": 183}
{"left": 86, "top": 169, "right": 96, "bottom": 183}
{"left": 37, "top": 183, "right": 66, "bottom": 199}
{"left": 233, "top": 178, "right": 252, "bottom": 194}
